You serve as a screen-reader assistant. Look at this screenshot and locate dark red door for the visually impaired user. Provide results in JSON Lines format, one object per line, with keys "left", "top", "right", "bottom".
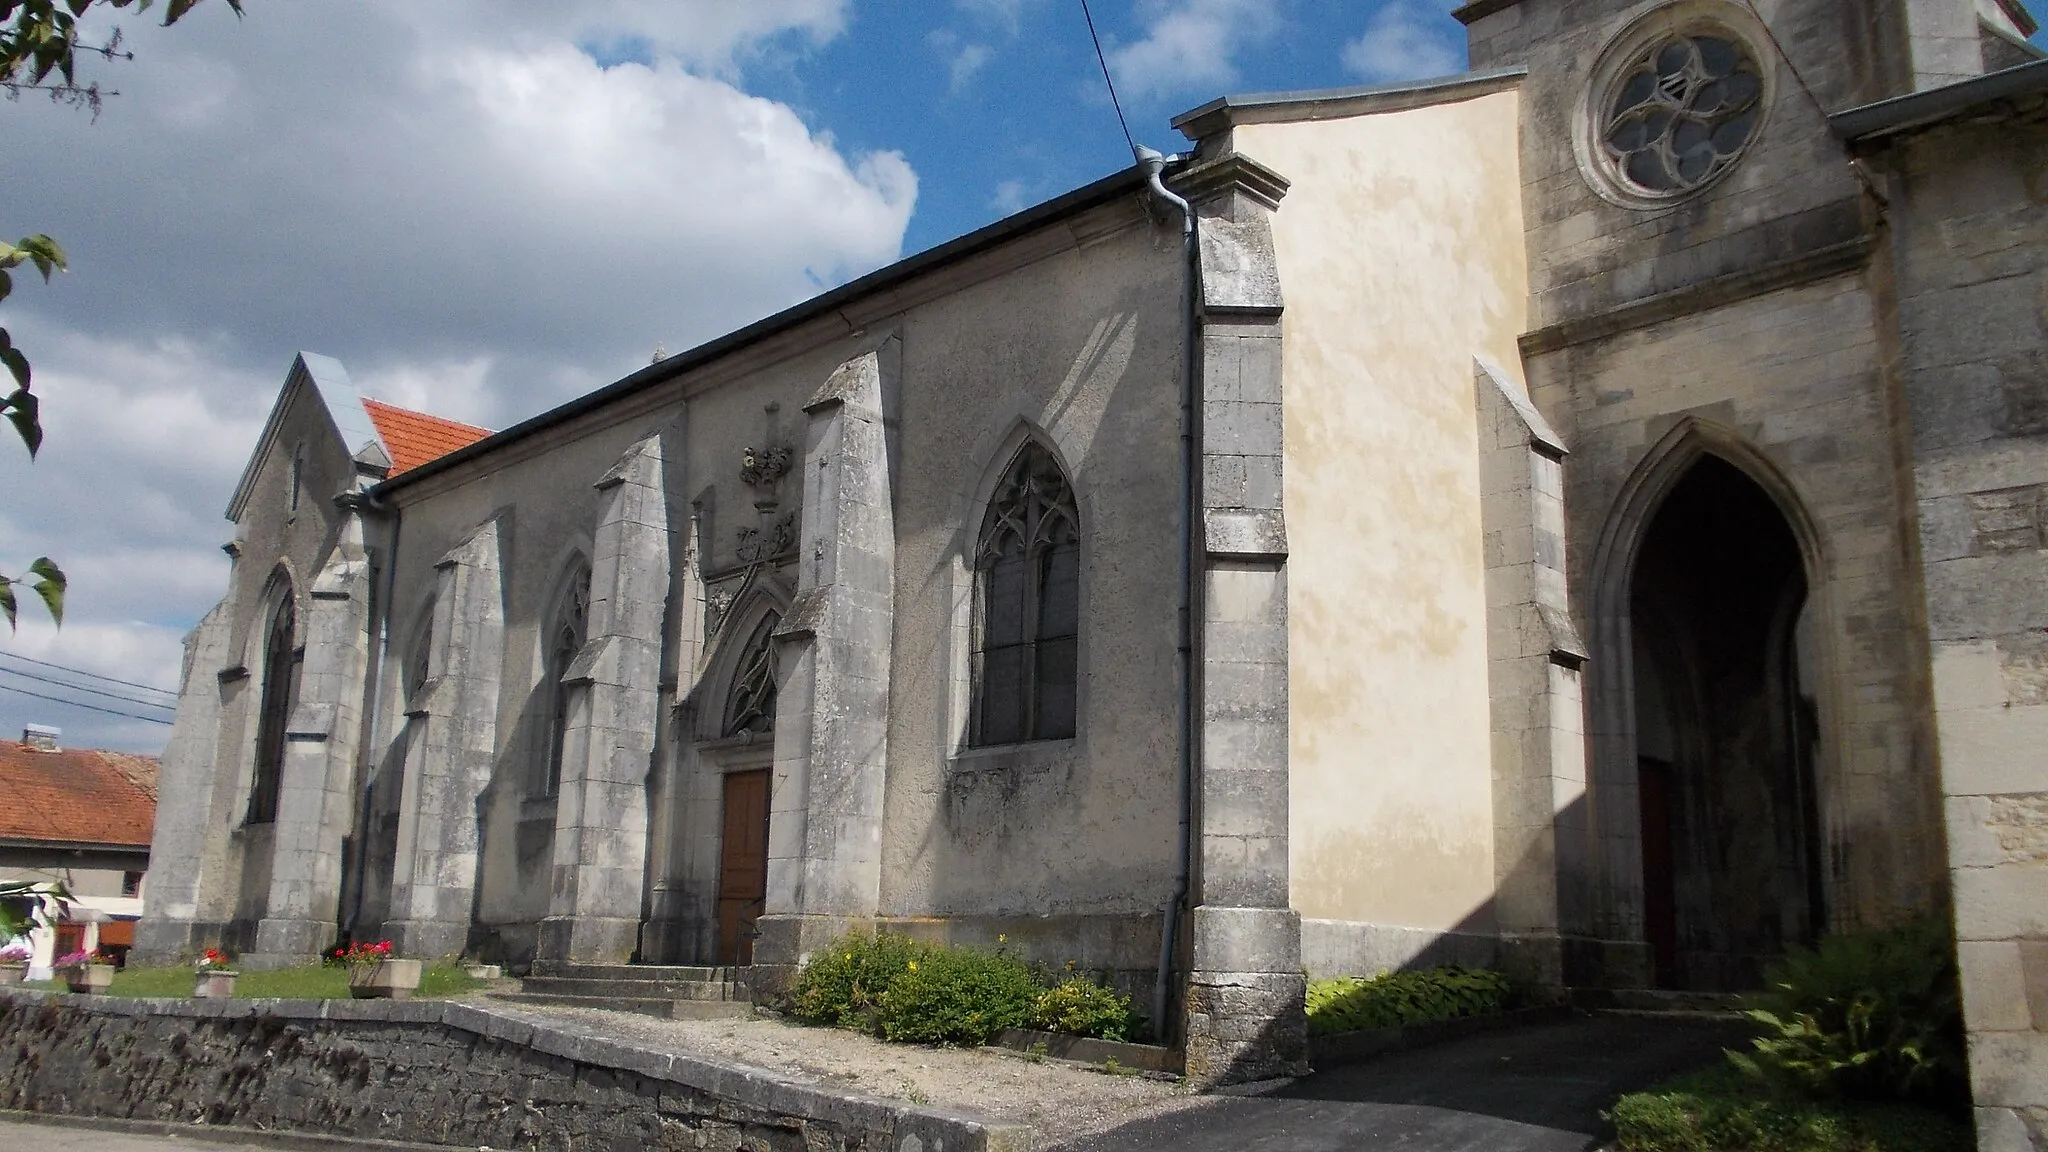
{"left": 1639, "top": 757, "right": 1678, "bottom": 987}
{"left": 716, "top": 770, "right": 771, "bottom": 966}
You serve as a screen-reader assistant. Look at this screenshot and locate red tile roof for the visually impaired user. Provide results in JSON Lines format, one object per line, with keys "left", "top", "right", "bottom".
{"left": 360, "top": 398, "right": 493, "bottom": 477}
{"left": 0, "top": 741, "right": 157, "bottom": 848}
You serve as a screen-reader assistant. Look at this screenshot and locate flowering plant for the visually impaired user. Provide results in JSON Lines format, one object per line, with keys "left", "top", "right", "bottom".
{"left": 55, "top": 948, "right": 116, "bottom": 967}
{"left": 336, "top": 940, "right": 394, "bottom": 972}
{"left": 0, "top": 942, "right": 30, "bottom": 963}
{"left": 193, "top": 947, "right": 234, "bottom": 972}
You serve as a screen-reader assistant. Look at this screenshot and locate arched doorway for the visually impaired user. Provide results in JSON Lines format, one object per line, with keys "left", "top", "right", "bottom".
{"left": 1630, "top": 455, "right": 1822, "bottom": 991}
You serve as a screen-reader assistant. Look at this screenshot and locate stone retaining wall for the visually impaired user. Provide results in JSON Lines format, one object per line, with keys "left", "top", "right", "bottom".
{"left": 0, "top": 991, "right": 1030, "bottom": 1151}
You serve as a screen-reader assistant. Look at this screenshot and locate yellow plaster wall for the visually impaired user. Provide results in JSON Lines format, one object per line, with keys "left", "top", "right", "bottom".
{"left": 1234, "top": 90, "right": 1528, "bottom": 935}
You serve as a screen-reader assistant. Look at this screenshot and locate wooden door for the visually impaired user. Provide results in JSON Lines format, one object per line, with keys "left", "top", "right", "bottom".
{"left": 1638, "top": 757, "right": 1678, "bottom": 988}
{"left": 716, "top": 769, "right": 771, "bottom": 966}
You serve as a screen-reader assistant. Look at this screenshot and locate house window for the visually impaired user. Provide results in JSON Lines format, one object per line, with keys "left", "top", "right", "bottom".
{"left": 246, "top": 586, "right": 299, "bottom": 825}
{"left": 121, "top": 872, "right": 143, "bottom": 898}
{"left": 540, "top": 562, "right": 591, "bottom": 796}
{"left": 724, "top": 612, "right": 780, "bottom": 737}
{"left": 972, "top": 443, "right": 1079, "bottom": 746}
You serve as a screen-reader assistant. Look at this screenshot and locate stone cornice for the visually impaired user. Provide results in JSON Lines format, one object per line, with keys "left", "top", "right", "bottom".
{"left": 1519, "top": 236, "right": 1874, "bottom": 356}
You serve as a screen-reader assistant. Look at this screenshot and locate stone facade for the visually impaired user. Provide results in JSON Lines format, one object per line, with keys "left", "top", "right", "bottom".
{"left": 140, "top": 0, "right": 2048, "bottom": 1117}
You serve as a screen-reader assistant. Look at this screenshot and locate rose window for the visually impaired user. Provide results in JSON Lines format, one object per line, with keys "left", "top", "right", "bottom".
{"left": 1601, "top": 33, "right": 1762, "bottom": 196}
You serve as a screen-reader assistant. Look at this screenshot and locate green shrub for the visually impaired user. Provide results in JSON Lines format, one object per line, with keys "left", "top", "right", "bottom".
{"left": 1610, "top": 1066, "right": 1971, "bottom": 1152}
{"left": 1729, "top": 921, "right": 1967, "bottom": 1113}
{"left": 876, "top": 944, "right": 1041, "bottom": 1045}
{"left": 1304, "top": 965, "right": 1510, "bottom": 1037}
{"left": 1031, "top": 975, "right": 1137, "bottom": 1042}
{"left": 788, "top": 931, "right": 931, "bottom": 1030}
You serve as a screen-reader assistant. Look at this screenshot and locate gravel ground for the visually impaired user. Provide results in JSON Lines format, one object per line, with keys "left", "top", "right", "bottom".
{"left": 477, "top": 999, "right": 1218, "bottom": 1148}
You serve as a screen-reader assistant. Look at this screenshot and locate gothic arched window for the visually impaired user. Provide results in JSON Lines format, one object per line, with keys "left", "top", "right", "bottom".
{"left": 247, "top": 583, "right": 300, "bottom": 825}
{"left": 540, "top": 562, "right": 590, "bottom": 796}
{"left": 723, "top": 612, "right": 780, "bottom": 737}
{"left": 972, "top": 443, "right": 1079, "bottom": 746}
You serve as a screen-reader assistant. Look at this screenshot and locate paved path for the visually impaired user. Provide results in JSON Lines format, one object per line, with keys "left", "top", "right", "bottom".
{"left": 1059, "top": 1012, "right": 1751, "bottom": 1152}
{"left": 0, "top": 1117, "right": 354, "bottom": 1150}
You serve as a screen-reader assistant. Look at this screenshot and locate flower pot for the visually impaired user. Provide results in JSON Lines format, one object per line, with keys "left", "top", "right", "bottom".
{"left": 64, "top": 964, "right": 115, "bottom": 994}
{"left": 0, "top": 962, "right": 27, "bottom": 984}
{"left": 347, "top": 958, "right": 422, "bottom": 1000}
{"left": 193, "top": 970, "right": 239, "bottom": 999}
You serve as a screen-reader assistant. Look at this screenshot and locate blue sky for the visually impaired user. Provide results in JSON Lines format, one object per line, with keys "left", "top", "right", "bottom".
{"left": 728, "top": 0, "right": 1468, "bottom": 255}
{"left": 0, "top": 0, "right": 2039, "bottom": 750}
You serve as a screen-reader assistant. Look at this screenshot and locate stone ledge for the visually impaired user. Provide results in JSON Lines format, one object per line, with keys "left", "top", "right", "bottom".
{"left": 0, "top": 990, "right": 1034, "bottom": 1152}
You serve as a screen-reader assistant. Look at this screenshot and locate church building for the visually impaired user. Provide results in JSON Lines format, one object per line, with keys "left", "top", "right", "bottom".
{"left": 140, "top": 0, "right": 2048, "bottom": 1135}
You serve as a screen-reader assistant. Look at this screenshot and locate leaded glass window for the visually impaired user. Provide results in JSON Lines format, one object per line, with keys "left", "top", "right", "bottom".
{"left": 540, "top": 563, "right": 590, "bottom": 796}
{"left": 1600, "top": 31, "right": 1762, "bottom": 196}
{"left": 723, "top": 612, "right": 780, "bottom": 737}
{"left": 972, "top": 443, "right": 1079, "bottom": 746}
{"left": 247, "top": 586, "right": 299, "bottom": 825}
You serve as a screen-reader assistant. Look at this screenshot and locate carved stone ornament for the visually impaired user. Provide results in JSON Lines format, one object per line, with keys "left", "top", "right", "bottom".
{"left": 704, "top": 583, "right": 738, "bottom": 639}
{"left": 740, "top": 445, "right": 792, "bottom": 489}
{"left": 735, "top": 512, "right": 797, "bottom": 565}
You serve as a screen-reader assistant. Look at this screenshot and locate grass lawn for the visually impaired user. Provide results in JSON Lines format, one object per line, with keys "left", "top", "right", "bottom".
{"left": 24, "top": 962, "right": 486, "bottom": 1000}
{"left": 1608, "top": 1065, "right": 1973, "bottom": 1152}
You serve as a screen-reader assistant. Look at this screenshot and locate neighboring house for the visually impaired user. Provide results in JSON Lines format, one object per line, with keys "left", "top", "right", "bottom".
{"left": 0, "top": 725, "right": 158, "bottom": 976}
{"left": 139, "top": 0, "right": 2048, "bottom": 1135}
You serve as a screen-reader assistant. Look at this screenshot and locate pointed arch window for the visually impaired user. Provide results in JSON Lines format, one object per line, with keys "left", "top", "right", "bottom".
{"left": 247, "top": 585, "right": 300, "bottom": 825}
{"left": 540, "top": 563, "right": 591, "bottom": 796}
{"left": 972, "top": 443, "right": 1079, "bottom": 746}
{"left": 723, "top": 612, "right": 780, "bottom": 737}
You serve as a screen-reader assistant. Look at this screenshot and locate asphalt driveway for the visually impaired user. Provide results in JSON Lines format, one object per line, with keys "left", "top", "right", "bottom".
{"left": 1059, "top": 1011, "right": 1751, "bottom": 1152}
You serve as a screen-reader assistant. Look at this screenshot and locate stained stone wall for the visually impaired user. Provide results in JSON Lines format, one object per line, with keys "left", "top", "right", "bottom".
{"left": 1856, "top": 97, "right": 2048, "bottom": 1152}
{"left": 0, "top": 992, "right": 1025, "bottom": 1152}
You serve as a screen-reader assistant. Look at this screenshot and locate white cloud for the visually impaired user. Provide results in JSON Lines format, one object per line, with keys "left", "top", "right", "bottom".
{"left": 928, "top": 30, "right": 995, "bottom": 93}
{"left": 0, "top": 0, "right": 918, "bottom": 751}
{"left": 990, "top": 180, "right": 1029, "bottom": 215}
{"left": 956, "top": 0, "right": 1036, "bottom": 36}
{"left": 1106, "top": 0, "right": 1281, "bottom": 100}
{"left": 1341, "top": 0, "right": 1466, "bottom": 84}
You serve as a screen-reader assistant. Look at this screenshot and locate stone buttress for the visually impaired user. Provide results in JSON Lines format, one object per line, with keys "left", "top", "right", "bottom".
{"left": 752, "top": 350, "right": 896, "bottom": 988}
{"left": 537, "top": 434, "right": 671, "bottom": 967}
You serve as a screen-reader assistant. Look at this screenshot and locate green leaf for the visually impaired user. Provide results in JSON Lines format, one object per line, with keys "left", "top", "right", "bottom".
{"left": 1, "top": 344, "right": 28, "bottom": 392}
{"left": 0, "top": 579, "right": 15, "bottom": 631}
{"left": 29, "top": 556, "right": 64, "bottom": 625}
{"left": 3, "top": 387, "right": 41, "bottom": 456}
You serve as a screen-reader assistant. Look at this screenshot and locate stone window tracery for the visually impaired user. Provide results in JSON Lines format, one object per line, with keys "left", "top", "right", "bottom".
{"left": 246, "top": 582, "right": 299, "bottom": 825}
{"left": 1579, "top": 6, "right": 1770, "bottom": 208}
{"left": 971, "top": 443, "right": 1079, "bottom": 747}
{"left": 723, "top": 612, "right": 780, "bottom": 737}
{"left": 540, "top": 562, "right": 590, "bottom": 796}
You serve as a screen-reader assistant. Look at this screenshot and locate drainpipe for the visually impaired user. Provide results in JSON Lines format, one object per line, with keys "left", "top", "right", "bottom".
{"left": 345, "top": 483, "right": 401, "bottom": 942}
{"left": 1136, "top": 144, "right": 1197, "bottom": 1045}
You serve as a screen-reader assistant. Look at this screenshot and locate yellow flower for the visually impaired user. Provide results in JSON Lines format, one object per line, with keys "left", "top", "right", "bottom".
{"left": 907, "top": 960, "right": 918, "bottom": 972}
{"left": 844, "top": 953, "right": 853, "bottom": 961}
{"left": 997, "top": 934, "right": 1008, "bottom": 944}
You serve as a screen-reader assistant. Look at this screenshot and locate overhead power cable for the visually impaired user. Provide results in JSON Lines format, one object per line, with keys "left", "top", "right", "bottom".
{"left": 0, "top": 682, "right": 174, "bottom": 724}
{"left": 0, "top": 666, "right": 176, "bottom": 711}
{"left": 0, "top": 651, "right": 176, "bottom": 698}
{"left": 1078, "top": 0, "right": 1136, "bottom": 155}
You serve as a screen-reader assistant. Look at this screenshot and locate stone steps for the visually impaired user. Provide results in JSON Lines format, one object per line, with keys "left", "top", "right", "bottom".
{"left": 542, "top": 963, "right": 740, "bottom": 983}
{"left": 497, "top": 963, "right": 755, "bottom": 1021}
{"left": 520, "top": 975, "right": 748, "bottom": 1001}
{"left": 491, "top": 991, "right": 754, "bottom": 1021}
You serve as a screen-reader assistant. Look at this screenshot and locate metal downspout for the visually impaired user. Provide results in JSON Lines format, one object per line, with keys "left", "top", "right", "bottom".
{"left": 1136, "top": 144, "right": 1196, "bottom": 1044}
